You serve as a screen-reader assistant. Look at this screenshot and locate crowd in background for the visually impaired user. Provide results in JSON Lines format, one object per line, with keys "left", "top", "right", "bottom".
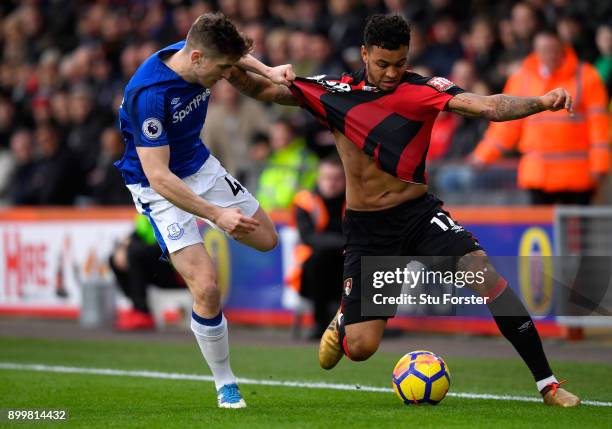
{"left": 0, "top": 0, "right": 610, "bottom": 208}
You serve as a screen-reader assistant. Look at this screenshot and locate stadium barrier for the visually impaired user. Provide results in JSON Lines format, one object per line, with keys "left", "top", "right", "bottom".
{"left": 0, "top": 205, "right": 588, "bottom": 338}
{"left": 554, "top": 207, "right": 612, "bottom": 339}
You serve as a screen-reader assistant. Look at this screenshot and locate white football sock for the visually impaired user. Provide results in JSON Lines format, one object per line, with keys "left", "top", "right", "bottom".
{"left": 536, "top": 375, "right": 559, "bottom": 392}
{"left": 191, "top": 311, "right": 237, "bottom": 391}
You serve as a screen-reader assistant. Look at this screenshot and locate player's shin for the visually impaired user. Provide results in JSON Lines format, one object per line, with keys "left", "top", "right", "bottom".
{"left": 190, "top": 311, "right": 237, "bottom": 390}
{"left": 485, "top": 282, "right": 555, "bottom": 387}
{"left": 337, "top": 313, "right": 352, "bottom": 359}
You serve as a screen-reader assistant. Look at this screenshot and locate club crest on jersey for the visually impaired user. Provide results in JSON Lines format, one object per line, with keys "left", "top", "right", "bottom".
{"left": 426, "top": 77, "right": 455, "bottom": 92}
{"left": 167, "top": 223, "right": 184, "bottom": 240}
{"left": 344, "top": 278, "right": 353, "bottom": 296}
{"left": 142, "top": 118, "right": 163, "bottom": 139}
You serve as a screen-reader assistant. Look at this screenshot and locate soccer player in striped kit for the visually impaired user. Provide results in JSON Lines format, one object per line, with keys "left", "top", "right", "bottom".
{"left": 225, "top": 14, "right": 580, "bottom": 407}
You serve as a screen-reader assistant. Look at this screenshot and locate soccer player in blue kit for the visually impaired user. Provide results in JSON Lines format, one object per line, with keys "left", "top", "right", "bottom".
{"left": 115, "top": 13, "right": 295, "bottom": 408}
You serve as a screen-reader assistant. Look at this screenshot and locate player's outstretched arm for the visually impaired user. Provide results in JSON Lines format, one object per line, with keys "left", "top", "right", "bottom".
{"left": 237, "top": 54, "right": 296, "bottom": 86}
{"left": 136, "top": 146, "right": 259, "bottom": 239}
{"left": 447, "top": 88, "right": 573, "bottom": 122}
{"left": 226, "top": 66, "right": 299, "bottom": 106}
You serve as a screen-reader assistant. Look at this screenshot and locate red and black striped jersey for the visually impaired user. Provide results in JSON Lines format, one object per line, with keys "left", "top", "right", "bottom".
{"left": 289, "top": 70, "right": 464, "bottom": 183}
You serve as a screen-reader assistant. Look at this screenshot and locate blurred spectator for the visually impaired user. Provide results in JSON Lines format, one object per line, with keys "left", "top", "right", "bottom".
{"left": 242, "top": 22, "right": 267, "bottom": 60}
{"left": 20, "top": 122, "right": 82, "bottom": 205}
{"left": 67, "top": 85, "right": 109, "bottom": 175}
{"left": 247, "top": 131, "right": 272, "bottom": 190}
{"left": 421, "top": 13, "right": 464, "bottom": 77}
{"left": 463, "top": 16, "right": 503, "bottom": 92}
{"left": 327, "top": 0, "right": 366, "bottom": 53}
{"left": 556, "top": 11, "right": 598, "bottom": 63}
{"left": 6, "top": 129, "right": 36, "bottom": 204}
{"left": 288, "top": 153, "right": 345, "bottom": 339}
{"left": 595, "top": 22, "right": 612, "bottom": 96}
{"left": 288, "top": 29, "right": 316, "bottom": 77}
{"left": 507, "top": 2, "right": 542, "bottom": 60}
{"left": 256, "top": 118, "right": 318, "bottom": 210}
{"left": 308, "top": 30, "right": 346, "bottom": 77}
{"left": 203, "top": 79, "right": 270, "bottom": 189}
{"left": 109, "top": 214, "right": 187, "bottom": 331}
{"left": 428, "top": 59, "right": 486, "bottom": 165}
{"left": 293, "top": 0, "right": 329, "bottom": 32}
{"left": 471, "top": 30, "right": 610, "bottom": 205}
{"left": 265, "top": 28, "right": 290, "bottom": 66}
{"left": 0, "top": 94, "right": 18, "bottom": 149}
{"left": 88, "top": 128, "right": 133, "bottom": 206}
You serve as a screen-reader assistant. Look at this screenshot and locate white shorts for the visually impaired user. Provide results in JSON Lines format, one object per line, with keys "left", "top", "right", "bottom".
{"left": 126, "top": 155, "right": 259, "bottom": 256}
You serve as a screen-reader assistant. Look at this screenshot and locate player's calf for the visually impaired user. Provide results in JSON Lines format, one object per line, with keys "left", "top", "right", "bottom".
{"left": 458, "top": 251, "right": 579, "bottom": 402}
{"left": 342, "top": 321, "right": 383, "bottom": 361}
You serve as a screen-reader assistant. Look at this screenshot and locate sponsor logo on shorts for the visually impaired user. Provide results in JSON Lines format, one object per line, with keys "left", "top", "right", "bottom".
{"left": 142, "top": 118, "right": 163, "bottom": 139}
{"left": 344, "top": 278, "right": 353, "bottom": 296}
{"left": 426, "top": 76, "right": 455, "bottom": 92}
{"left": 167, "top": 223, "right": 184, "bottom": 240}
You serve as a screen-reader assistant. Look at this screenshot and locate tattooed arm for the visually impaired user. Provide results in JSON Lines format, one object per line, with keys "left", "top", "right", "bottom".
{"left": 447, "top": 88, "right": 573, "bottom": 121}
{"left": 226, "top": 66, "right": 300, "bottom": 106}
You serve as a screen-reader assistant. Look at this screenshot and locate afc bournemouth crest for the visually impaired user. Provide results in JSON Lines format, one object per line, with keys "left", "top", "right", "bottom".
{"left": 167, "top": 222, "right": 184, "bottom": 240}
{"left": 343, "top": 278, "right": 353, "bottom": 296}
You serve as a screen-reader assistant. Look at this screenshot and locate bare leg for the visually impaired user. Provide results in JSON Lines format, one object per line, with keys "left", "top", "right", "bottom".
{"left": 237, "top": 207, "right": 278, "bottom": 252}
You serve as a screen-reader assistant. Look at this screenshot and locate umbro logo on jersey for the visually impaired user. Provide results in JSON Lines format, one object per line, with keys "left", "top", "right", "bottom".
{"left": 171, "top": 97, "right": 180, "bottom": 105}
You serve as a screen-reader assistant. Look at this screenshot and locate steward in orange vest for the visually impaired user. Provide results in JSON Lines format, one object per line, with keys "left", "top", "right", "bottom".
{"left": 287, "top": 155, "right": 346, "bottom": 338}
{"left": 472, "top": 31, "right": 610, "bottom": 204}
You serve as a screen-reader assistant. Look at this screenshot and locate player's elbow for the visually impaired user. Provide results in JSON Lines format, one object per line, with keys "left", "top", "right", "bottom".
{"left": 146, "top": 169, "right": 171, "bottom": 193}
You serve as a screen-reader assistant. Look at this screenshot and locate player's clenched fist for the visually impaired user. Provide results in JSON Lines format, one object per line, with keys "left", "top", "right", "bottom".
{"left": 540, "top": 87, "right": 573, "bottom": 114}
{"left": 214, "top": 207, "right": 260, "bottom": 240}
{"left": 268, "top": 64, "right": 296, "bottom": 86}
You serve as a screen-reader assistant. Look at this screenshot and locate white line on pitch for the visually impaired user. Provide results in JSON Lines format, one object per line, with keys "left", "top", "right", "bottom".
{"left": 1, "top": 362, "right": 610, "bottom": 407}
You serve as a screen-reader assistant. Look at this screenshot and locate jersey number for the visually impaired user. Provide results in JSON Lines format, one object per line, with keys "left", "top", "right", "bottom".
{"left": 430, "top": 212, "right": 456, "bottom": 232}
{"left": 224, "top": 177, "right": 244, "bottom": 196}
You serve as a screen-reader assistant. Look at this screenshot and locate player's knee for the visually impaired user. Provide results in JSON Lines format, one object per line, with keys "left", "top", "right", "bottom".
{"left": 457, "top": 250, "right": 504, "bottom": 297}
{"left": 254, "top": 228, "right": 278, "bottom": 252}
{"left": 347, "top": 335, "right": 380, "bottom": 361}
{"left": 189, "top": 273, "right": 219, "bottom": 305}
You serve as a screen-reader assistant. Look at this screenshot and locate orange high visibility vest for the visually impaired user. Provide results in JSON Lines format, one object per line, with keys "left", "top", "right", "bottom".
{"left": 285, "top": 190, "right": 335, "bottom": 292}
{"left": 473, "top": 46, "right": 610, "bottom": 192}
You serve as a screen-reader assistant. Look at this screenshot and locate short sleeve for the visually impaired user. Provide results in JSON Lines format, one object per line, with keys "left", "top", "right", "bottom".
{"left": 125, "top": 87, "right": 169, "bottom": 147}
{"left": 421, "top": 76, "right": 465, "bottom": 111}
{"left": 401, "top": 74, "right": 465, "bottom": 115}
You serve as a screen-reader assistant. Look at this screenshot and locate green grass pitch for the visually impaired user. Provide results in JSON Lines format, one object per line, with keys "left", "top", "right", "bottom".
{"left": 0, "top": 336, "right": 611, "bottom": 428}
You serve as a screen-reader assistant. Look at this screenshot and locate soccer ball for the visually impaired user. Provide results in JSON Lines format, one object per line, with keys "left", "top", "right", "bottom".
{"left": 392, "top": 350, "right": 450, "bottom": 405}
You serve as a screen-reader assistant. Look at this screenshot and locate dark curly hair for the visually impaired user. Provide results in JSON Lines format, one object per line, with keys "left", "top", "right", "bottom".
{"left": 363, "top": 14, "right": 411, "bottom": 50}
{"left": 186, "top": 12, "right": 253, "bottom": 59}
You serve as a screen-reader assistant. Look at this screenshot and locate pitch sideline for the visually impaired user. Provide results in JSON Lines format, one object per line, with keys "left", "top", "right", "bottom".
{"left": 1, "top": 362, "right": 610, "bottom": 407}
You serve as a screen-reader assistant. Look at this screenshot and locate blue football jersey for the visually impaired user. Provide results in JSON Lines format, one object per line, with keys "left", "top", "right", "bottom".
{"left": 116, "top": 40, "right": 211, "bottom": 186}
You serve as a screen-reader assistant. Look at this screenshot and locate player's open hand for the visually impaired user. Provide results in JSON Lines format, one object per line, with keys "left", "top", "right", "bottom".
{"left": 268, "top": 64, "right": 296, "bottom": 86}
{"left": 215, "top": 207, "right": 260, "bottom": 240}
{"left": 540, "top": 87, "right": 573, "bottom": 115}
